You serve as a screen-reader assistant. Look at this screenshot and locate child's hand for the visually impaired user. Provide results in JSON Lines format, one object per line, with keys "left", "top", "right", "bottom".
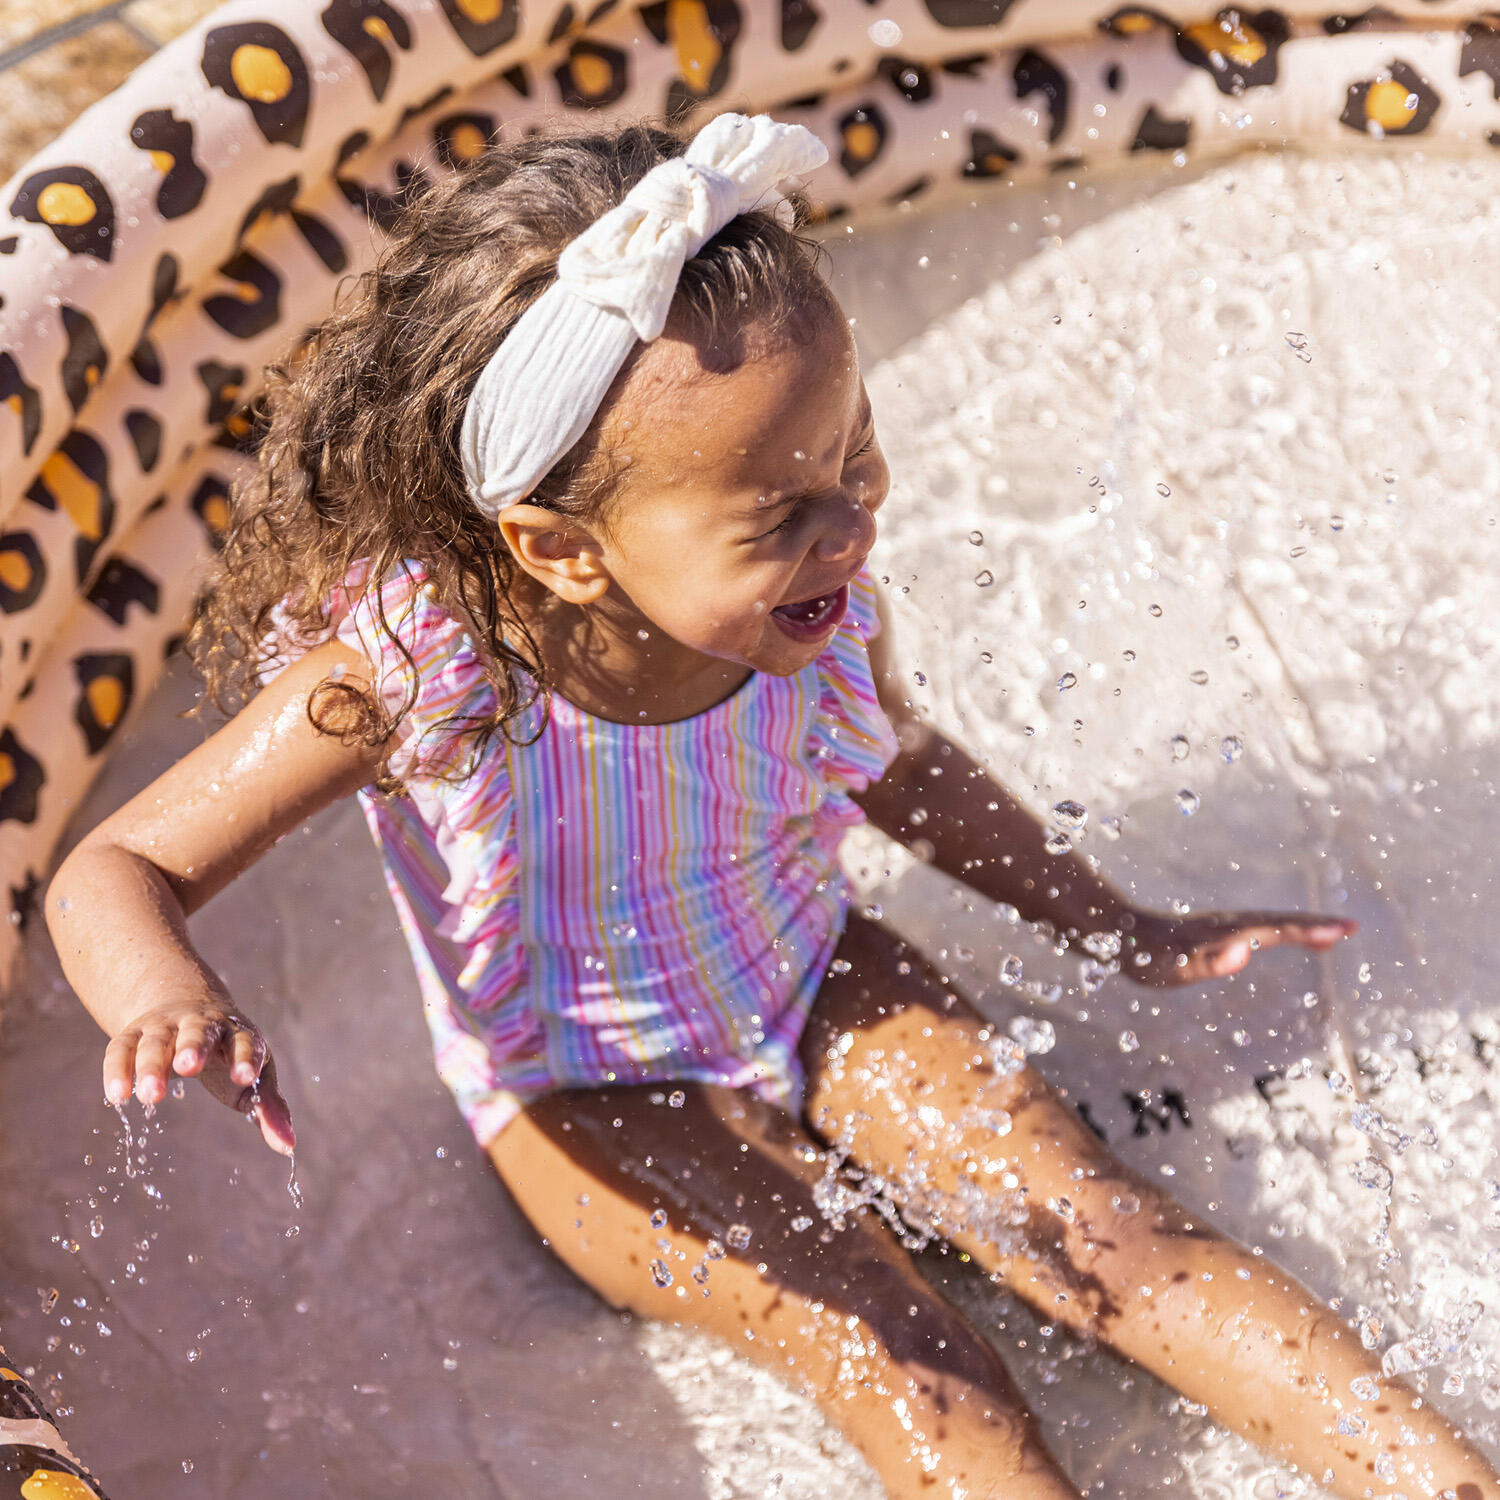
{"left": 103, "top": 998, "right": 297, "bottom": 1156}
{"left": 1116, "top": 908, "right": 1357, "bottom": 988}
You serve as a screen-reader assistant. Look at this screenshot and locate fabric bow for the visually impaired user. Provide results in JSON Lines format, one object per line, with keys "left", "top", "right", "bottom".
{"left": 460, "top": 112, "right": 829, "bottom": 516}
{"left": 558, "top": 113, "right": 827, "bottom": 341}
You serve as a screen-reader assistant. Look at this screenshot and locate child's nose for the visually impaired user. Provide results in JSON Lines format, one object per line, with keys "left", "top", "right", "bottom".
{"left": 814, "top": 496, "right": 877, "bottom": 563}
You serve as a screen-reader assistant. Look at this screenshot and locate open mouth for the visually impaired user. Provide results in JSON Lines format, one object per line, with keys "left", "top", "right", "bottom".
{"left": 770, "top": 583, "right": 849, "bottom": 641}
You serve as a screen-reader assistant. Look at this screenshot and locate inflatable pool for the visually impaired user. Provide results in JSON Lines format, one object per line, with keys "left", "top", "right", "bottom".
{"left": 2, "top": 1, "right": 1498, "bottom": 1493}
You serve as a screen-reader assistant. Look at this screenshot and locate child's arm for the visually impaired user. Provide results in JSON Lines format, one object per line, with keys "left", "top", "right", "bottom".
{"left": 45, "top": 641, "right": 385, "bottom": 1154}
{"left": 855, "top": 590, "right": 1354, "bottom": 986}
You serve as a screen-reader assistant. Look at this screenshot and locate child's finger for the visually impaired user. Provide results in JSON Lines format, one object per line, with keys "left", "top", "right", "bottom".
{"left": 102, "top": 1032, "right": 140, "bottom": 1107}
{"left": 227, "top": 1021, "right": 267, "bottom": 1088}
{"left": 1205, "top": 938, "right": 1252, "bottom": 977}
{"left": 1229, "top": 918, "right": 1355, "bottom": 957}
{"left": 247, "top": 1055, "right": 297, "bottom": 1157}
{"left": 1282, "top": 917, "right": 1358, "bottom": 948}
{"left": 132, "top": 1026, "right": 178, "bottom": 1104}
{"left": 171, "top": 1015, "right": 223, "bottom": 1075}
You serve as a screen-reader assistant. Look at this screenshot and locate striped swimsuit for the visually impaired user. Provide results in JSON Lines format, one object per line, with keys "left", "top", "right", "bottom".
{"left": 278, "top": 561, "right": 898, "bottom": 1145}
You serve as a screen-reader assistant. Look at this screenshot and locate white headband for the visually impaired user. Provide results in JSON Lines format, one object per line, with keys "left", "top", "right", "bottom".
{"left": 459, "top": 112, "right": 829, "bottom": 517}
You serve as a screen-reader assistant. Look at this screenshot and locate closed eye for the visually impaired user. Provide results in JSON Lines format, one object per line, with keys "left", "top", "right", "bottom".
{"left": 757, "top": 432, "right": 878, "bottom": 539}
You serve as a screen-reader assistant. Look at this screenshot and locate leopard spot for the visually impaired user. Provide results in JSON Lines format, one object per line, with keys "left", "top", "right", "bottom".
{"left": 75, "top": 655, "right": 134, "bottom": 753}
{"left": 9, "top": 167, "right": 116, "bottom": 261}
{"left": 440, "top": 0, "right": 518, "bottom": 54}
{"left": 554, "top": 41, "right": 628, "bottom": 107}
{"left": 963, "top": 128, "right": 1017, "bottom": 178}
{"left": 21, "top": 1471, "right": 98, "bottom": 1500}
{"left": 0, "top": 534, "right": 45, "bottom": 613}
{"left": 191, "top": 475, "right": 234, "bottom": 546}
{"left": 130, "top": 111, "right": 206, "bottom": 219}
{"left": 780, "top": 0, "right": 820, "bottom": 50}
{"left": 0, "top": 353, "right": 42, "bottom": 454}
{"left": 922, "top": 0, "right": 1020, "bottom": 27}
{"left": 838, "top": 105, "right": 887, "bottom": 176}
{"left": 1102, "top": 8, "right": 1160, "bottom": 35}
{"left": 1340, "top": 60, "right": 1441, "bottom": 137}
{"left": 27, "top": 430, "right": 115, "bottom": 582}
{"left": 322, "top": 0, "right": 412, "bottom": 102}
{"left": 203, "top": 23, "right": 312, "bottom": 147}
{"left": 0, "top": 730, "right": 44, "bottom": 825}
{"left": 86, "top": 557, "right": 160, "bottom": 625}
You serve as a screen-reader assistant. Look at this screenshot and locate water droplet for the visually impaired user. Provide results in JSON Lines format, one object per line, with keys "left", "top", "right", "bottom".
{"left": 967, "top": 530, "right": 983, "bottom": 545}
{"left": 1111, "top": 1192, "right": 1140, "bottom": 1215}
{"left": 182, "top": 1461, "right": 194, "bottom": 1475}
{"left": 1043, "top": 829, "right": 1072, "bottom": 855}
{"left": 1009, "top": 1016, "right": 1055, "bottom": 1055}
{"left": 1330, "top": 515, "right": 1346, "bottom": 532}
{"left": 999, "top": 954, "right": 1024, "bottom": 987}
{"left": 1285, "top": 330, "right": 1311, "bottom": 362}
{"left": 975, "top": 569, "right": 994, "bottom": 587}
{"left": 1189, "top": 669, "right": 1209, "bottom": 685}
{"left": 1099, "top": 815, "right": 1123, "bottom": 840}
{"left": 668, "top": 1090, "right": 686, "bottom": 1108}
{"left": 1220, "top": 735, "right": 1243, "bottom": 763}
{"left": 1057, "top": 672, "right": 1077, "bottom": 691}
{"left": 1170, "top": 734, "right": 1190, "bottom": 761}
{"left": 1118, "top": 1030, "right": 1140, "bottom": 1053}
{"left": 1052, "top": 800, "right": 1087, "bottom": 829}
{"left": 88, "top": 1217, "right": 103, "bottom": 1239}
{"left": 650, "top": 1259, "right": 674, "bottom": 1289}
{"left": 725, "top": 1224, "right": 752, "bottom": 1252}
{"left": 649, "top": 1209, "right": 668, "bottom": 1229}
{"left": 867, "top": 16, "right": 902, "bottom": 45}
{"left": 790, "top": 1215, "right": 813, "bottom": 1232}
{"left": 1148, "top": 603, "right": 1163, "bottom": 618}
{"left": 1176, "top": 789, "right": 1200, "bottom": 815}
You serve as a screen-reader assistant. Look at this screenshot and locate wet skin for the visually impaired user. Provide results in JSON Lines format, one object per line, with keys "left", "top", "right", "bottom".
{"left": 45, "top": 302, "right": 1485, "bottom": 1495}
{"left": 494, "top": 916, "right": 1500, "bottom": 1500}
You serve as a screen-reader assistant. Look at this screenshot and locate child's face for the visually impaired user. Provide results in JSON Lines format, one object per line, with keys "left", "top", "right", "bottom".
{"left": 592, "top": 302, "right": 886, "bottom": 678}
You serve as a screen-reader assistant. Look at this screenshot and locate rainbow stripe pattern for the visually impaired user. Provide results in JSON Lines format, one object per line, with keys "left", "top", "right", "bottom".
{"left": 278, "top": 562, "right": 898, "bottom": 1144}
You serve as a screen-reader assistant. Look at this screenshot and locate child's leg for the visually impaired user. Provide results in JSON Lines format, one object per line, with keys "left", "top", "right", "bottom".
{"left": 801, "top": 916, "right": 1498, "bottom": 1500}
{"left": 489, "top": 1082, "right": 1082, "bottom": 1499}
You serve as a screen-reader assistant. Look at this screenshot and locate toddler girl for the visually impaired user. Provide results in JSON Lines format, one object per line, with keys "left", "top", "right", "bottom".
{"left": 46, "top": 114, "right": 1497, "bottom": 1499}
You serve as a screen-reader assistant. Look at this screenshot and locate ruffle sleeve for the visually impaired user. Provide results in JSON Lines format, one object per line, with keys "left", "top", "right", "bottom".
{"left": 805, "top": 567, "right": 900, "bottom": 798}
{"left": 260, "top": 559, "right": 495, "bottom": 785}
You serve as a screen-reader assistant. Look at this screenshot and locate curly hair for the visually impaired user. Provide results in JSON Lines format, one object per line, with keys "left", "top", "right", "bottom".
{"left": 188, "top": 119, "right": 834, "bottom": 789}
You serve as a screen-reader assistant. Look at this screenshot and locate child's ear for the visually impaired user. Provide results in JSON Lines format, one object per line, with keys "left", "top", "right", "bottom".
{"left": 495, "top": 503, "right": 611, "bottom": 605}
